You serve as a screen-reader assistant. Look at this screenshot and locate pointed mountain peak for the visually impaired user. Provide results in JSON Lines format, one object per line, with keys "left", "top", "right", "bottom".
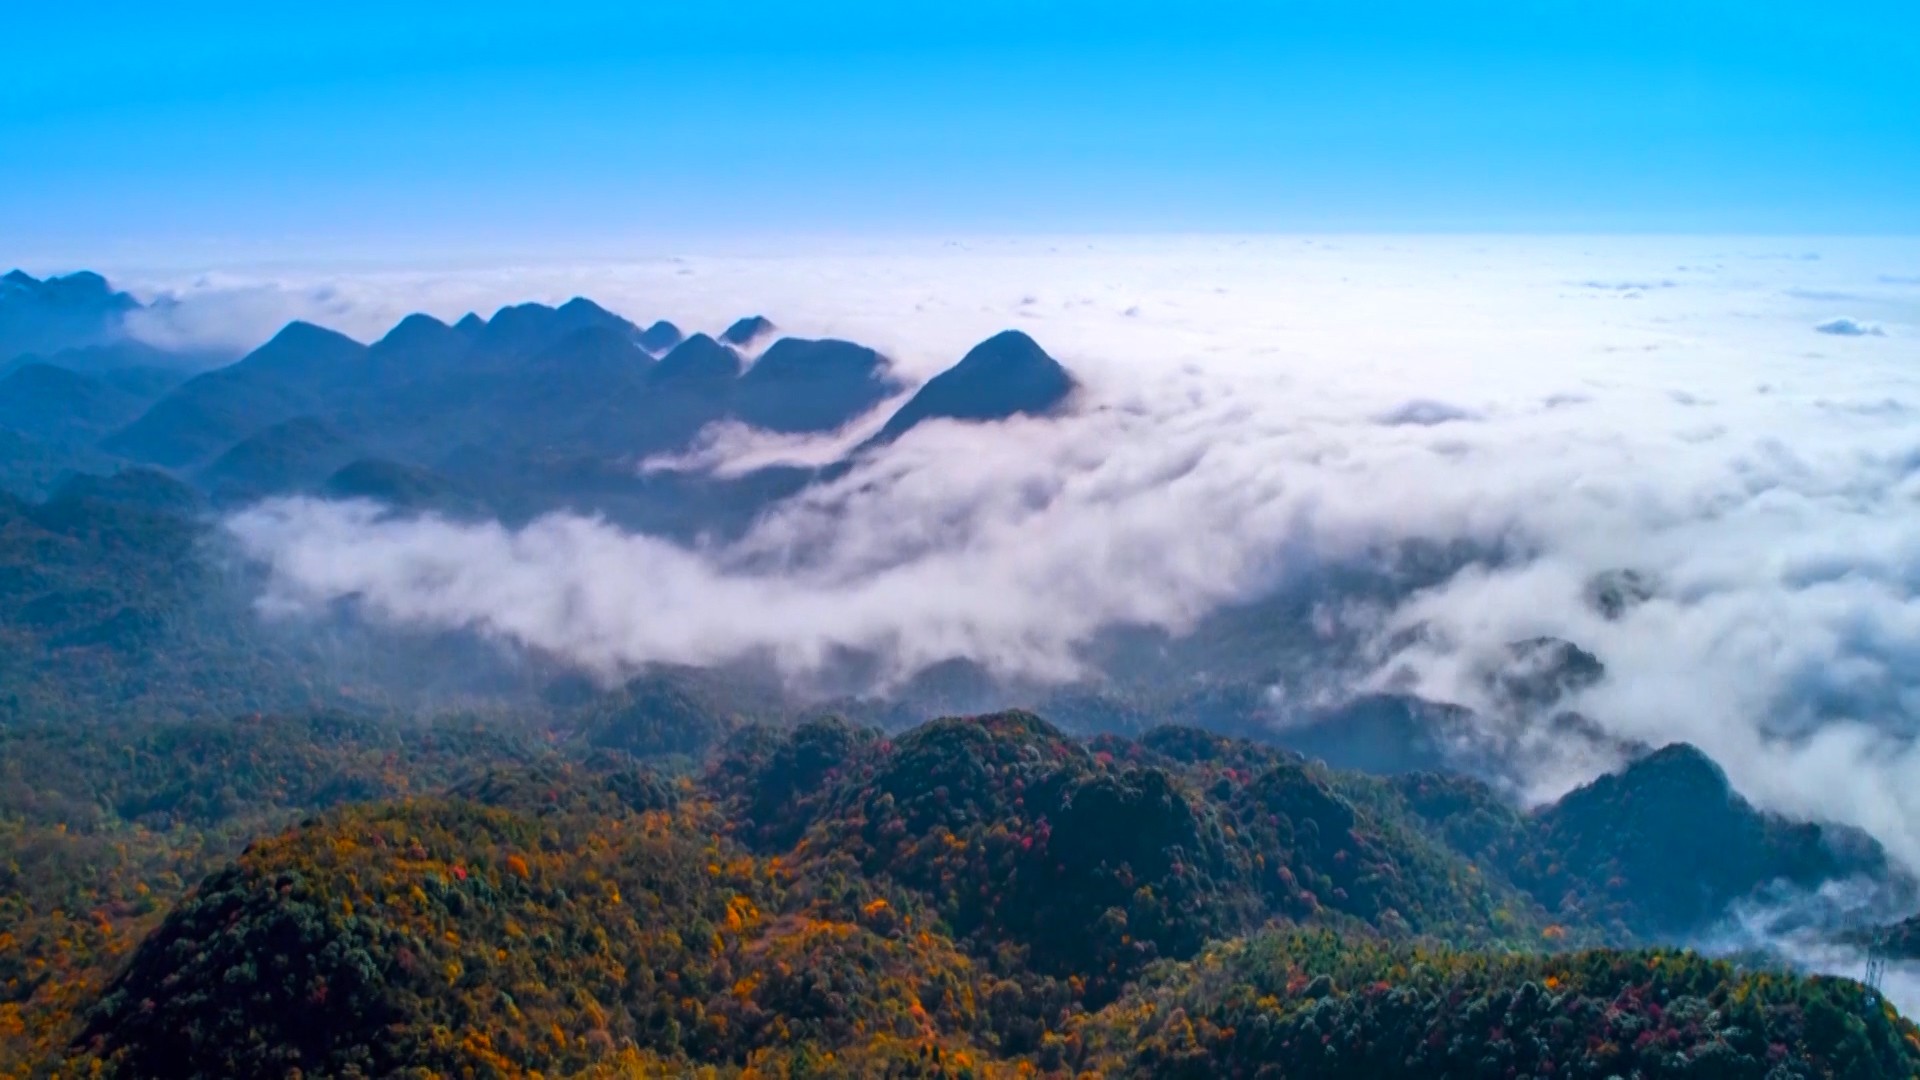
{"left": 1630, "top": 742, "right": 1730, "bottom": 791}
{"left": 1486, "top": 637, "right": 1605, "bottom": 709}
{"left": 553, "top": 297, "right": 638, "bottom": 334}
{"left": 50, "top": 270, "right": 109, "bottom": 291}
{"left": 639, "top": 319, "right": 685, "bottom": 354}
{"left": 556, "top": 297, "right": 640, "bottom": 334}
{"left": 490, "top": 301, "right": 557, "bottom": 322}
{"left": 477, "top": 302, "right": 562, "bottom": 351}
{"left": 1551, "top": 741, "right": 1740, "bottom": 827}
{"left": 743, "top": 337, "right": 892, "bottom": 384}
{"left": 475, "top": 300, "right": 640, "bottom": 360}
{"left": 36, "top": 271, "right": 137, "bottom": 312}
{"left": 0, "top": 269, "right": 141, "bottom": 360}
{"left": 375, "top": 312, "right": 457, "bottom": 352}
{"left": 266, "top": 320, "right": 361, "bottom": 349}
{"left": 720, "top": 315, "right": 776, "bottom": 347}
{"left": 452, "top": 312, "right": 487, "bottom": 337}
{"left": 868, "top": 329, "right": 1074, "bottom": 446}
{"left": 651, "top": 333, "right": 741, "bottom": 385}
{"left": 557, "top": 296, "right": 611, "bottom": 317}
{"left": 533, "top": 324, "right": 652, "bottom": 369}
{"left": 959, "top": 329, "right": 1057, "bottom": 370}
{"left": 230, "top": 320, "right": 368, "bottom": 381}
{"left": 732, "top": 337, "right": 903, "bottom": 432}
{"left": 390, "top": 311, "right": 451, "bottom": 332}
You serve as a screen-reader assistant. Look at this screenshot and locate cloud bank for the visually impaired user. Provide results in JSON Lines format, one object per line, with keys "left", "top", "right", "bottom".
{"left": 216, "top": 235, "right": 1920, "bottom": 870}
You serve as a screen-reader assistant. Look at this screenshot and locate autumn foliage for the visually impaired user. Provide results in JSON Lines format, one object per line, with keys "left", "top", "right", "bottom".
{"left": 0, "top": 710, "right": 1908, "bottom": 1078}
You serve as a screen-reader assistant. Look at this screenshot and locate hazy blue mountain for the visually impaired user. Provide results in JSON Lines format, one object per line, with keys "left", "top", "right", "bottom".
{"left": 501, "top": 326, "right": 659, "bottom": 451}
{"left": 476, "top": 298, "right": 640, "bottom": 360}
{"left": 650, "top": 332, "right": 741, "bottom": 386}
{"left": 1527, "top": 742, "right": 1889, "bottom": 935}
{"left": 0, "top": 269, "right": 142, "bottom": 362}
{"left": 1487, "top": 636, "right": 1605, "bottom": 710}
{"left": 44, "top": 465, "right": 202, "bottom": 516}
{"left": 476, "top": 302, "right": 565, "bottom": 355}
{"left": 95, "top": 364, "right": 190, "bottom": 401}
{"left": 198, "top": 416, "right": 358, "bottom": 503}
{"left": 372, "top": 311, "right": 463, "bottom": 361}
{"left": 99, "top": 321, "right": 369, "bottom": 468}
{"left": 0, "top": 428, "right": 121, "bottom": 499}
{"left": 530, "top": 324, "right": 656, "bottom": 383}
{"left": 1278, "top": 694, "right": 1479, "bottom": 776}
{"left": 222, "top": 320, "right": 369, "bottom": 389}
{"left": 734, "top": 337, "right": 902, "bottom": 432}
{"left": 0, "top": 363, "right": 159, "bottom": 443}
{"left": 868, "top": 329, "right": 1075, "bottom": 446}
{"left": 638, "top": 319, "right": 685, "bottom": 354}
{"left": 62, "top": 308, "right": 1087, "bottom": 530}
{"left": 324, "top": 457, "right": 479, "bottom": 515}
{"left": 720, "top": 314, "right": 775, "bottom": 347}
{"left": 1, "top": 339, "right": 223, "bottom": 380}
{"left": 103, "top": 371, "right": 314, "bottom": 468}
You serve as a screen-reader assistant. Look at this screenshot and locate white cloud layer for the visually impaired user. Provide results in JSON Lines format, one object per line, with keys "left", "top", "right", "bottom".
{"left": 215, "top": 235, "right": 1920, "bottom": 869}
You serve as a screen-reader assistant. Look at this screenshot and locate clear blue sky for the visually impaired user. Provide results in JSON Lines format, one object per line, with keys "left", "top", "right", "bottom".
{"left": 4, "top": 1, "right": 1917, "bottom": 261}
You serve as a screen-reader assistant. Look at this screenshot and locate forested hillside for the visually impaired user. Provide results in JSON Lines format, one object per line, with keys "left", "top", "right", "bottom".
{"left": 3, "top": 273, "right": 1916, "bottom": 1077}
{"left": 3, "top": 706, "right": 1908, "bottom": 1077}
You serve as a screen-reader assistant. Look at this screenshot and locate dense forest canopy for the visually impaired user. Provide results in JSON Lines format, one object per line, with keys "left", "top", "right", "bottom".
{"left": 2, "top": 270, "right": 1917, "bottom": 1077}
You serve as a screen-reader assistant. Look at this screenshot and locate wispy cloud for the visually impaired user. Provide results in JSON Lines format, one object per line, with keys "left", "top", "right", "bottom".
{"left": 1815, "top": 316, "right": 1887, "bottom": 337}
{"left": 217, "top": 235, "right": 1920, "bottom": 869}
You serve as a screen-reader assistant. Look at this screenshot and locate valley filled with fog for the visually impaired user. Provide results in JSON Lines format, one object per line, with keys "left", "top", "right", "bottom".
{"left": 8, "top": 236, "right": 1920, "bottom": 1073}
{"left": 145, "top": 236, "right": 1920, "bottom": 861}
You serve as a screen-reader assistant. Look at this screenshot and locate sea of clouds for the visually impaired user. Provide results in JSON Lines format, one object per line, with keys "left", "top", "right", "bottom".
{"left": 158, "top": 236, "right": 1920, "bottom": 880}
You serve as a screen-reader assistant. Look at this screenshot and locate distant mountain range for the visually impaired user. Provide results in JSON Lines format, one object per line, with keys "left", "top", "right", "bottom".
{"left": 0, "top": 268, "right": 141, "bottom": 362}
{"left": 0, "top": 269, "right": 1079, "bottom": 526}
{"left": 0, "top": 276, "right": 1663, "bottom": 800}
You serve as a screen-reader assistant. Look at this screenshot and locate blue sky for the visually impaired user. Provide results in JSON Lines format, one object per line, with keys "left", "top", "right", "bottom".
{"left": 4, "top": 1, "right": 1917, "bottom": 262}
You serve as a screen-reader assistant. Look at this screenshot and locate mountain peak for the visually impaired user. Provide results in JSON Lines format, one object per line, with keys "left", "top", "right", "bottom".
{"left": 868, "top": 329, "right": 1074, "bottom": 446}
{"left": 452, "top": 313, "right": 487, "bottom": 337}
{"left": 390, "top": 311, "right": 450, "bottom": 331}
{"left": 734, "top": 337, "right": 902, "bottom": 432}
{"left": 651, "top": 333, "right": 740, "bottom": 386}
{"left": 490, "top": 301, "right": 556, "bottom": 322}
{"left": 720, "top": 315, "right": 775, "bottom": 347}
{"left": 33, "top": 271, "right": 136, "bottom": 312}
{"left": 1632, "top": 742, "right": 1730, "bottom": 791}
{"left": 226, "top": 320, "right": 368, "bottom": 386}
{"left": 966, "top": 329, "right": 1052, "bottom": 366}
{"left": 473, "top": 302, "right": 567, "bottom": 356}
{"left": 1551, "top": 741, "right": 1740, "bottom": 832}
{"left": 267, "top": 320, "right": 359, "bottom": 349}
{"left": 0, "top": 268, "right": 142, "bottom": 361}
{"left": 532, "top": 324, "right": 653, "bottom": 373}
{"left": 1487, "top": 637, "right": 1605, "bottom": 710}
{"left": 557, "top": 296, "right": 610, "bottom": 317}
{"left": 742, "top": 337, "right": 891, "bottom": 384}
{"left": 554, "top": 298, "right": 639, "bottom": 337}
{"left": 50, "top": 270, "right": 109, "bottom": 290}
{"left": 639, "top": 320, "right": 685, "bottom": 354}
{"left": 374, "top": 312, "right": 456, "bottom": 353}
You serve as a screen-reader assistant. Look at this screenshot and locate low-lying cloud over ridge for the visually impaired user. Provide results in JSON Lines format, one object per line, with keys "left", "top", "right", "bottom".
{"left": 219, "top": 236, "right": 1920, "bottom": 869}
